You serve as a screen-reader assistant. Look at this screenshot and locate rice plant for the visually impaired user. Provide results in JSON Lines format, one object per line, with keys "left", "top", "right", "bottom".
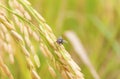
{"left": 0, "top": 0, "right": 84, "bottom": 79}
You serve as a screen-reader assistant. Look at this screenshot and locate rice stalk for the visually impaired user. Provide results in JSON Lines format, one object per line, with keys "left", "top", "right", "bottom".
{"left": 0, "top": 12, "right": 41, "bottom": 79}
{"left": 0, "top": 0, "right": 84, "bottom": 79}
{"left": 0, "top": 56, "right": 14, "bottom": 79}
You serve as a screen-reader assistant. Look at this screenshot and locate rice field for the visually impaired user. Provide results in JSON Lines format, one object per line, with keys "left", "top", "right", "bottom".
{"left": 0, "top": 0, "right": 120, "bottom": 79}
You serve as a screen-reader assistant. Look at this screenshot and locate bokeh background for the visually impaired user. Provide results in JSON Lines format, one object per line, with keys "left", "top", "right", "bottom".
{"left": 28, "top": 0, "right": 120, "bottom": 79}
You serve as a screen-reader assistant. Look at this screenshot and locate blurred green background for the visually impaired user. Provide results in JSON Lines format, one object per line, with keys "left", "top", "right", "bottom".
{"left": 29, "top": 0, "right": 120, "bottom": 79}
